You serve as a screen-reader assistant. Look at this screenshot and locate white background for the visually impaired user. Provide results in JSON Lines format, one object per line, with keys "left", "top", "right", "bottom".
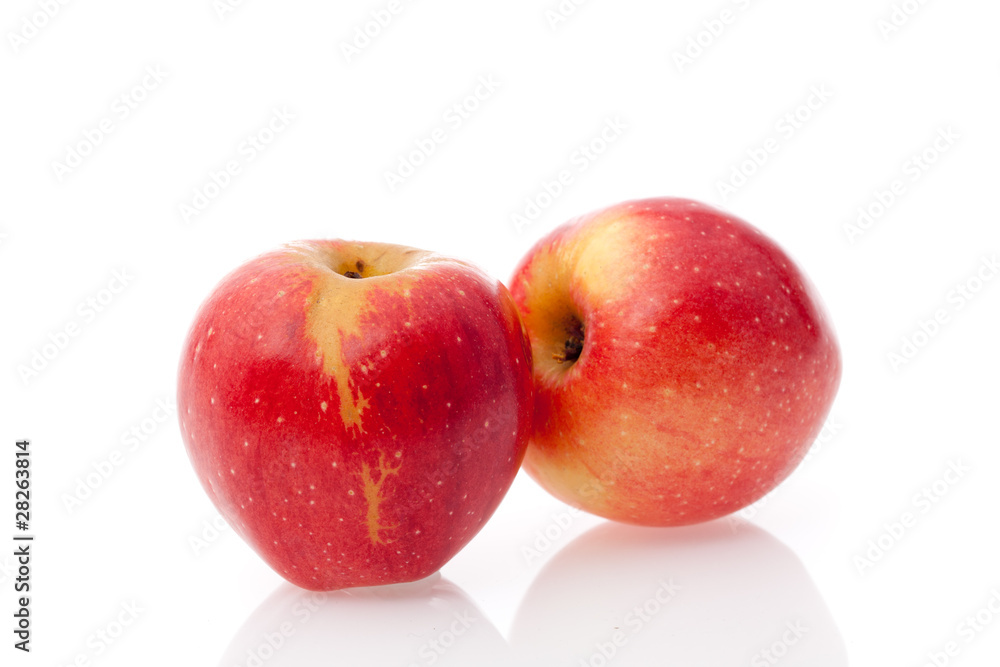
{"left": 2, "top": 0, "right": 999, "bottom": 665}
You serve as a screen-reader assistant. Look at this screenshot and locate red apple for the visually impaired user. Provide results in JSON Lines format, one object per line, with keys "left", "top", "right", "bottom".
{"left": 177, "top": 240, "right": 533, "bottom": 590}
{"left": 509, "top": 197, "right": 841, "bottom": 526}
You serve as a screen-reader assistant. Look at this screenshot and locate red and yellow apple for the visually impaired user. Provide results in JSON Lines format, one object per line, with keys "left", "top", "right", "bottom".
{"left": 177, "top": 240, "right": 533, "bottom": 590}
{"left": 509, "top": 197, "right": 841, "bottom": 526}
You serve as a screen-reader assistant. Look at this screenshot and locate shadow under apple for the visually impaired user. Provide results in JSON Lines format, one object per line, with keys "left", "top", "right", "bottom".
{"left": 509, "top": 519, "right": 848, "bottom": 667}
{"left": 219, "top": 572, "right": 513, "bottom": 667}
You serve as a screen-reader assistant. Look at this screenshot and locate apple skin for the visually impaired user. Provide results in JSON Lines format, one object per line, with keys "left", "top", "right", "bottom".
{"left": 509, "top": 197, "right": 841, "bottom": 526}
{"left": 177, "top": 240, "right": 533, "bottom": 591}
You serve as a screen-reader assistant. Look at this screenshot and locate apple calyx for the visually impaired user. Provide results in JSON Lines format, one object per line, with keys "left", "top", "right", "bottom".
{"left": 343, "top": 260, "right": 365, "bottom": 279}
{"left": 553, "top": 317, "right": 585, "bottom": 364}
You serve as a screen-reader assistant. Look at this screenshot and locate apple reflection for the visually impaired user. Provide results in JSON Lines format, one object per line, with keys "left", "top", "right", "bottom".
{"left": 510, "top": 520, "right": 848, "bottom": 666}
{"left": 219, "top": 572, "right": 513, "bottom": 667}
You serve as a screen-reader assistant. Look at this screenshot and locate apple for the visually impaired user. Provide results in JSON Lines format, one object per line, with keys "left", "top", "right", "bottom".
{"left": 177, "top": 240, "right": 533, "bottom": 590}
{"left": 509, "top": 197, "right": 841, "bottom": 526}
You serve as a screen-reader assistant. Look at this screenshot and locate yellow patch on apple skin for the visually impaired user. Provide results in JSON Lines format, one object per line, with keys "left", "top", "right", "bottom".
{"left": 305, "top": 282, "right": 375, "bottom": 435}
{"left": 514, "top": 250, "right": 582, "bottom": 384}
{"left": 523, "top": 430, "right": 631, "bottom": 518}
{"left": 359, "top": 452, "right": 402, "bottom": 545}
{"left": 296, "top": 241, "right": 437, "bottom": 436}
{"left": 515, "top": 209, "right": 646, "bottom": 388}
{"left": 572, "top": 215, "right": 641, "bottom": 305}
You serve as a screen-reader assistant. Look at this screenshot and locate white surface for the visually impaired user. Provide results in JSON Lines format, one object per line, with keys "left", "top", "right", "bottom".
{"left": 2, "top": 1, "right": 999, "bottom": 665}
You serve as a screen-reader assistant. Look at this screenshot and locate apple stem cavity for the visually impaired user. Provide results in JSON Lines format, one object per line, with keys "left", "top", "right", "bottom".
{"left": 553, "top": 318, "right": 584, "bottom": 364}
